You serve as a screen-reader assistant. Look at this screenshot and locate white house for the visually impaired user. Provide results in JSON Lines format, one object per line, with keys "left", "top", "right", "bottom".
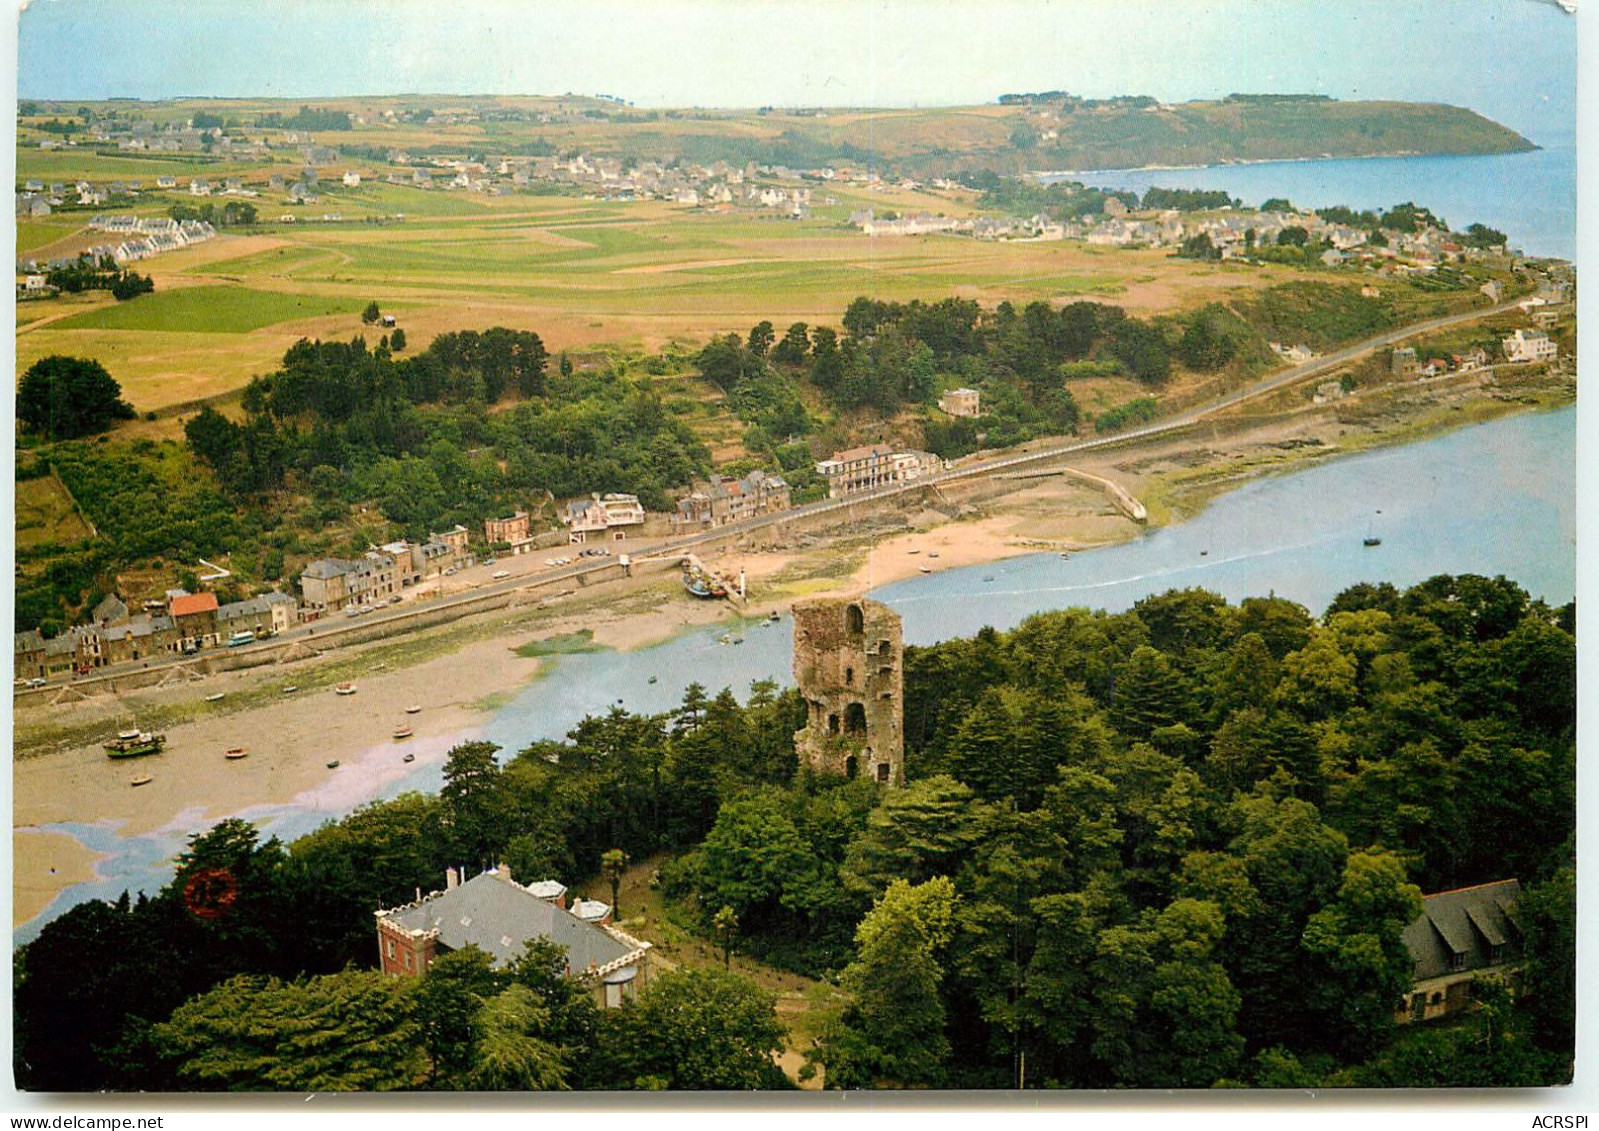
{"left": 1501, "top": 329, "right": 1558, "bottom": 364}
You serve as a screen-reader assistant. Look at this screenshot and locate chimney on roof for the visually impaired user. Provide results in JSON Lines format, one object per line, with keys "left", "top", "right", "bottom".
{"left": 498, "top": 861, "right": 513, "bottom": 882}
{"left": 446, "top": 866, "right": 460, "bottom": 890}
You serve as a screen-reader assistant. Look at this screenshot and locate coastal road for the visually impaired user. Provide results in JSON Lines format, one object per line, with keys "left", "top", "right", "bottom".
{"left": 19, "top": 297, "right": 1537, "bottom": 697}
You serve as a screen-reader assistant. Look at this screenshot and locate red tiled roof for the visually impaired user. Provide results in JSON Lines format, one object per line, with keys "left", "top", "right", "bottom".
{"left": 169, "top": 592, "right": 219, "bottom": 617}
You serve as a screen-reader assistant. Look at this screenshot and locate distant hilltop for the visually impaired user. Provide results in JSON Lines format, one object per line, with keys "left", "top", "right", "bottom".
{"left": 18, "top": 92, "right": 1536, "bottom": 179}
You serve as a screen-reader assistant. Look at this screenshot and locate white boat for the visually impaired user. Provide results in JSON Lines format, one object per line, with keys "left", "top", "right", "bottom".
{"left": 204, "top": 692, "right": 225, "bottom": 702}
{"left": 225, "top": 747, "right": 248, "bottom": 760}
{"left": 335, "top": 682, "right": 358, "bottom": 696}
{"left": 393, "top": 726, "right": 414, "bottom": 740}
{"left": 405, "top": 704, "right": 421, "bottom": 714}
{"left": 129, "top": 774, "right": 152, "bottom": 787}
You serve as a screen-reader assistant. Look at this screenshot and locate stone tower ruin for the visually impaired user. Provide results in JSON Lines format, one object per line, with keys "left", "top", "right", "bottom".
{"left": 791, "top": 595, "right": 904, "bottom": 785}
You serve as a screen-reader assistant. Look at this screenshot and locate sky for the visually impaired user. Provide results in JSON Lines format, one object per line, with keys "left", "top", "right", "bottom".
{"left": 13, "top": 0, "right": 1578, "bottom": 144}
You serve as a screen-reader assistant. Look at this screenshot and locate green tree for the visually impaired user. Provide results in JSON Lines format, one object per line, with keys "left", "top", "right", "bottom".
{"left": 713, "top": 904, "right": 739, "bottom": 968}
{"left": 362, "top": 301, "right": 381, "bottom": 325}
{"left": 1300, "top": 848, "right": 1422, "bottom": 1058}
{"left": 1516, "top": 865, "right": 1576, "bottom": 1051}
{"left": 17, "top": 356, "right": 136, "bottom": 439}
{"left": 390, "top": 327, "right": 407, "bottom": 351}
{"left": 464, "top": 984, "right": 569, "bottom": 1090}
{"left": 440, "top": 741, "right": 509, "bottom": 872}
{"left": 603, "top": 968, "right": 786, "bottom": 1090}
{"left": 412, "top": 947, "right": 502, "bottom": 1087}
{"left": 151, "top": 971, "right": 425, "bottom": 1091}
{"left": 746, "top": 320, "right": 775, "bottom": 357}
{"left": 813, "top": 877, "right": 957, "bottom": 1089}
{"left": 600, "top": 848, "right": 629, "bottom": 917}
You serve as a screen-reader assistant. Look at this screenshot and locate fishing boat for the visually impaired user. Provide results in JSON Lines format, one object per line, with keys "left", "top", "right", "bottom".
{"left": 104, "top": 729, "right": 165, "bottom": 758}
{"left": 681, "top": 561, "right": 727, "bottom": 599}
{"left": 1363, "top": 513, "right": 1382, "bottom": 547}
{"left": 129, "top": 774, "right": 152, "bottom": 787}
{"left": 405, "top": 704, "right": 422, "bottom": 714}
{"left": 225, "top": 747, "right": 249, "bottom": 760}
{"left": 907, "top": 548, "right": 920, "bottom": 555}
{"left": 335, "top": 682, "right": 358, "bottom": 696}
{"left": 927, "top": 551, "right": 940, "bottom": 559}
{"left": 402, "top": 752, "right": 416, "bottom": 764}
{"left": 392, "top": 726, "right": 413, "bottom": 740}
{"left": 326, "top": 760, "right": 341, "bottom": 769}
{"left": 918, "top": 566, "right": 933, "bottom": 574}
{"left": 647, "top": 676, "right": 658, "bottom": 684}
{"left": 204, "top": 692, "right": 225, "bottom": 702}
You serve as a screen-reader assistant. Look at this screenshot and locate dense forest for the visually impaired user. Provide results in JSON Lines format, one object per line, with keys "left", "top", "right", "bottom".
{"left": 14, "top": 575, "right": 1575, "bottom": 1091}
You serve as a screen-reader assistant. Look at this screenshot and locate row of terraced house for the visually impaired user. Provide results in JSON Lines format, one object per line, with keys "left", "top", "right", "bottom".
{"left": 14, "top": 589, "right": 298, "bottom": 681}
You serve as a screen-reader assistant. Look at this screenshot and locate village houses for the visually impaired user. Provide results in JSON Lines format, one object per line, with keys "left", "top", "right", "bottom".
{"left": 672, "top": 470, "right": 791, "bottom": 529}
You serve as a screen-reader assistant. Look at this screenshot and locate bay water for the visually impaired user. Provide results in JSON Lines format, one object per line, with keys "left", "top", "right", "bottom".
{"left": 1045, "top": 145, "right": 1576, "bottom": 262}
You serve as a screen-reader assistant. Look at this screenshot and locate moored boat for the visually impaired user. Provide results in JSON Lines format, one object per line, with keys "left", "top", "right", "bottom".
{"left": 225, "top": 747, "right": 248, "bottom": 760}
{"left": 326, "top": 760, "right": 341, "bottom": 769}
{"left": 335, "top": 682, "right": 358, "bottom": 696}
{"left": 402, "top": 752, "right": 416, "bottom": 763}
{"left": 129, "top": 774, "right": 152, "bottom": 787}
{"left": 105, "top": 730, "right": 166, "bottom": 758}
{"left": 405, "top": 704, "right": 422, "bottom": 714}
{"left": 393, "top": 726, "right": 414, "bottom": 740}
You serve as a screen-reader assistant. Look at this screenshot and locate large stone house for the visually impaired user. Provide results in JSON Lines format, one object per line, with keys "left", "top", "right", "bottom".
{"left": 816, "top": 446, "right": 942, "bottom": 499}
{"left": 375, "top": 866, "right": 654, "bottom": 1008}
{"left": 1397, "top": 879, "right": 1522, "bottom": 1025}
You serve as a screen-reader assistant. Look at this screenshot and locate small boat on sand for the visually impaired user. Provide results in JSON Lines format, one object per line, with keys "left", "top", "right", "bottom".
{"left": 335, "top": 682, "right": 357, "bottom": 696}
{"left": 130, "top": 774, "right": 152, "bottom": 787}
{"left": 282, "top": 685, "right": 298, "bottom": 695}
{"left": 392, "top": 726, "right": 413, "bottom": 740}
{"left": 326, "top": 760, "right": 341, "bottom": 769}
{"left": 405, "top": 704, "right": 422, "bottom": 714}
{"left": 919, "top": 566, "right": 933, "bottom": 574}
{"left": 402, "top": 753, "right": 416, "bottom": 764}
{"left": 225, "top": 747, "right": 248, "bottom": 760}
{"left": 204, "top": 692, "right": 225, "bottom": 702}
{"left": 105, "top": 730, "right": 165, "bottom": 758}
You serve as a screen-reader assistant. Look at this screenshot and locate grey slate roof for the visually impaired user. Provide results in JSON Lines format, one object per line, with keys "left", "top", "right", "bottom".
{"left": 387, "top": 871, "right": 634, "bottom": 971}
{"left": 1402, "top": 879, "right": 1522, "bottom": 982}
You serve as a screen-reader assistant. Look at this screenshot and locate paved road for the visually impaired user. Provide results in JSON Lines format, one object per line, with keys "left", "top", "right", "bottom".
{"left": 20, "top": 298, "right": 1531, "bottom": 697}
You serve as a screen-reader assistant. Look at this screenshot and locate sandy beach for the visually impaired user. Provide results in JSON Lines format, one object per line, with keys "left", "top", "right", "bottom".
{"left": 11, "top": 363, "right": 1572, "bottom": 926}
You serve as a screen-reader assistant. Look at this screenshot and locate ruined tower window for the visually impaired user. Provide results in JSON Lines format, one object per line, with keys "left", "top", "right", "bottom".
{"left": 845, "top": 755, "right": 859, "bottom": 779}
{"left": 844, "top": 702, "right": 867, "bottom": 733}
{"left": 845, "top": 666, "right": 854, "bottom": 686}
{"left": 828, "top": 713, "right": 840, "bottom": 735}
{"left": 876, "top": 763, "right": 890, "bottom": 783}
{"left": 846, "top": 604, "right": 864, "bottom": 635}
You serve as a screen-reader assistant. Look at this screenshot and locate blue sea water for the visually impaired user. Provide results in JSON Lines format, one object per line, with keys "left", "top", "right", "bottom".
{"left": 12, "top": 405, "right": 1574, "bottom": 945}
{"left": 1045, "top": 145, "right": 1576, "bottom": 262}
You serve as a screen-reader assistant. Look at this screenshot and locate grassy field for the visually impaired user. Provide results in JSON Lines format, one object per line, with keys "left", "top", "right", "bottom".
{"left": 48, "top": 284, "right": 370, "bottom": 334}
{"left": 14, "top": 473, "right": 94, "bottom": 549}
